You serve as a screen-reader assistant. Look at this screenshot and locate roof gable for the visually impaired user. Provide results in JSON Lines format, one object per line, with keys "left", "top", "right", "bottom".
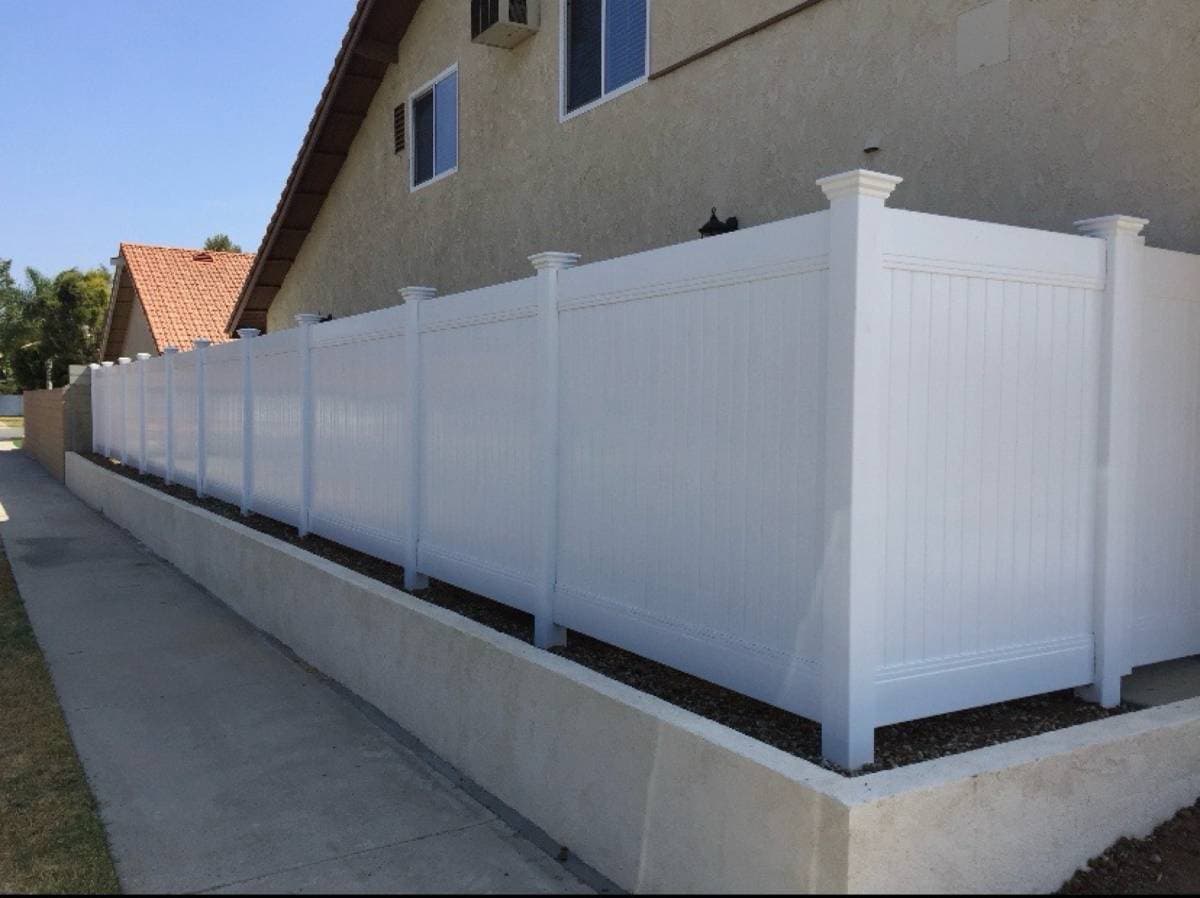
{"left": 101, "top": 243, "right": 255, "bottom": 358}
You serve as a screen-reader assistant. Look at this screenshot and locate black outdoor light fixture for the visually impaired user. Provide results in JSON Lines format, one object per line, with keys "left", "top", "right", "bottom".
{"left": 699, "top": 207, "right": 739, "bottom": 238}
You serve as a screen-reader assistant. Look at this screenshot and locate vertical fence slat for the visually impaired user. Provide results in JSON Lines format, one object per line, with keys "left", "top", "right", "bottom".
{"left": 136, "top": 352, "right": 151, "bottom": 473}
{"left": 100, "top": 361, "right": 115, "bottom": 456}
{"left": 88, "top": 363, "right": 101, "bottom": 454}
{"left": 194, "top": 339, "right": 210, "bottom": 497}
{"left": 400, "top": 287, "right": 436, "bottom": 591}
{"left": 295, "top": 314, "right": 320, "bottom": 536}
{"left": 117, "top": 357, "right": 131, "bottom": 465}
{"left": 237, "top": 329, "right": 260, "bottom": 515}
{"left": 164, "top": 347, "right": 178, "bottom": 484}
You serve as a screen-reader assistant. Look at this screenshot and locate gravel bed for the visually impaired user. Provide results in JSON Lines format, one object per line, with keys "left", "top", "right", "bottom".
{"left": 83, "top": 452, "right": 1139, "bottom": 776}
{"left": 1059, "top": 798, "right": 1200, "bottom": 894}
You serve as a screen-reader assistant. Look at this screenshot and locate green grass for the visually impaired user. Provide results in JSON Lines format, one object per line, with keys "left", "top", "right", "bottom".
{"left": 0, "top": 417, "right": 22, "bottom": 428}
{"left": 0, "top": 544, "right": 120, "bottom": 893}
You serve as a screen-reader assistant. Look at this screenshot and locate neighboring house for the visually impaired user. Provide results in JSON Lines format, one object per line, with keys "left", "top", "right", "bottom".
{"left": 227, "top": 0, "right": 1200, "bottom": 334}
{"left": 101, "top": 243, "right": 255, "bottom": 360}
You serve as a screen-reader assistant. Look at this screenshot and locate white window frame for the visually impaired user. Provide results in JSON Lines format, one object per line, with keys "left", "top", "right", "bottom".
{"left": 558, "top": 0, "right": 651, "bottom": 123}
{"left": 408, "top": 62, "right": 459, "bottom": 192}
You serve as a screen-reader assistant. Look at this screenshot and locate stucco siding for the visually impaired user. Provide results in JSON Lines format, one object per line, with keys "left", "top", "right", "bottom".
{"left": 267, "top": 0, "right": 1200, "bottom": 331}
{"left": 119, "top": 297, "right": 158, "bottom": 358}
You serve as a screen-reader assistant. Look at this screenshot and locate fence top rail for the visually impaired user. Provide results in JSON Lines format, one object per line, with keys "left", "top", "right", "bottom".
{"left": 421, "top": 276, "right": 538, "bottom": 332}
{"left": 1143, "top": 245, "right": 1200, "bottom": 303}
{"left": 558, "top": 209, "right": 830, "bottom": 307}
{"left": 309, "top": 302, "right": 407, "bottom": 348}
{"left": 884, "top": 208, "right": 1107, "bottom": 291}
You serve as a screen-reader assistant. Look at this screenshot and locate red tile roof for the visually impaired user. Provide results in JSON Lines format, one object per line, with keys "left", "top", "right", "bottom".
{"left": 120, "top": 243, "right": 255, "bottom": 352}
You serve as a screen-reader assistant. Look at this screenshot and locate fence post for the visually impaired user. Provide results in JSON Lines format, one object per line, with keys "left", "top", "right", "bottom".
{"left": 1074, "top": 215, "right": 1148, "bottom": 707}
{"left": 815, "top": 169, "right": 902, "bottom": 770}
{"left": 295, "top": 314, "right": 321, "bottom": 536}
{"left": 88, "top": 363, "right": 101, "bottom": 454}
{"left": 136, "top": 352, "right": 151, "bottom": 473}
{"left": 399, "top": 287, "right": 436, "bottom": 591}
{"left": 117, "top": 357, "right": 132, "bottom": 465}
{"left": 100, "top": 362, "right": 115, "bottom": 457}
{"left": 529, "top": 252, "right": 581, "bottom": 649}
{"left": 194, "top": 339, "right": 210, "bottom": 497}
{"left": 163, "top": 347, "right": 178, "bottom": 484}
{"left": 237, "top": 328, "right": 260, "bottom": 515}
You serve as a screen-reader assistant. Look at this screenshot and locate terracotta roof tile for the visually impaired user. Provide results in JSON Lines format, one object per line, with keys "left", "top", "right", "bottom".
{"left": 120, "top": 243, "right": 255, "bottom": 352}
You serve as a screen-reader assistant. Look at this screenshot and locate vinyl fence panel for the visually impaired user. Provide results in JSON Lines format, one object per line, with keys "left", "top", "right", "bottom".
{"left": 87, "top": 171, "right": 1200, "bottom": 768}
{"left": 309, "top": 305, "right": 410, "bottom": 564}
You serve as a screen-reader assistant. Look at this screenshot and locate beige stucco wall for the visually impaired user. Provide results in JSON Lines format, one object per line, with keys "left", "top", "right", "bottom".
{"left": 119, "top": 297, "right": 157, "bottom": 359}
{"left": 267, "top": 0, "right": 1200, "bottom": 331}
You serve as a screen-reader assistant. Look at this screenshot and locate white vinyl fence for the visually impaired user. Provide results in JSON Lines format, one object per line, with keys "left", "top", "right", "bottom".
{"left": 90, "top": 170, "right": 1200, "bottom": 769}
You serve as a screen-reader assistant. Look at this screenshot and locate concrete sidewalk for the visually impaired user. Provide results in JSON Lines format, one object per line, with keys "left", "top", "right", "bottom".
{"left": 0, "top": 447, "right": 592, "bottom": 894}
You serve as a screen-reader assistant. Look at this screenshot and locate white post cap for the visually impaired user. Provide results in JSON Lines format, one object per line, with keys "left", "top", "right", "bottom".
{"left": 1074, "top": 215, "right": 1149, "bottom": 240}
{"left": 236, "top": 328, "right": 261, "bottom": 339}
{"left": 816, "top": 169, "right": 903, "bottom": 201}
{"left": 399, "top": 286, "right": 437, "bottom": 302}
{"left": 529, "top": 252, "right": 581, "bottom": 271}
{"left": 295, "top": 313, "right": 321, "bottom": 326}
{"left": 135, "top": 352, "right": 152, "bottom": 361}
{"left": 88, "top": 362, "right": 101, "bottom": 369}
{"left": 118, "top": 357, "right": 132, "bottom": 365}
{"left": 101, "top": 361, "right": 115, "bottom": 367}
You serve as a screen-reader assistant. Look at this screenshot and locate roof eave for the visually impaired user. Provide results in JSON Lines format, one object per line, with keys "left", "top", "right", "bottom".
{"left": 227, "top": 0, "right": 420, "bottom": 334}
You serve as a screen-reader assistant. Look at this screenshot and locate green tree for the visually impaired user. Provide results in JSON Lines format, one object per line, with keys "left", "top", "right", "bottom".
{"left": 0, "top": 262, "right": 111, "bottom": 391}
{"left": 202, "top": 233, "right": 241, "bottom": 253}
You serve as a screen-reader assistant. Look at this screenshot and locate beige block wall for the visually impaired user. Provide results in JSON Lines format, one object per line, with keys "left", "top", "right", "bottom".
{"left": 266, "top": 0, "right": 1200, "bottom": 331}
{"left": 24, "top": 389, "right": 67, "bottom": 481}
{"left": 22, "top": 373, "right": 92, "bottom": 482}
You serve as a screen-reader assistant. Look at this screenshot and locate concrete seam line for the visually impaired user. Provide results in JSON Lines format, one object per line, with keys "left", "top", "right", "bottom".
{"left": 194, "top": 820, "right": 496, "bottom": 895}
{"left": 251, "top": 627, "right": 624, "bottom": 895}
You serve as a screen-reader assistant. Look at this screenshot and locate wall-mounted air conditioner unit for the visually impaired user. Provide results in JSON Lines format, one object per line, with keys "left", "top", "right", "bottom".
{"left": 471, "top": 0, "right": 539, "bottom": 49}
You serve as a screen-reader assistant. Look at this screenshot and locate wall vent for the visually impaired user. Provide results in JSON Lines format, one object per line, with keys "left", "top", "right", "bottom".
{"left": 393, "top": 104, "right": 405, "bottom": 154}
{"left": 471, "top": 0, "right": 539, "bottom": 49}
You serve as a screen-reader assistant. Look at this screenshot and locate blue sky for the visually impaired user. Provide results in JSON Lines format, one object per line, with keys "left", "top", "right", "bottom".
{"left": 0, "top": 0, "right": 357, "bottom": 279}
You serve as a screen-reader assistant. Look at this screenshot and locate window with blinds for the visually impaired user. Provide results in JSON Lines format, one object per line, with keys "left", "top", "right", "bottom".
{"left": 562, "top": 0, "right": 648, "bottom": 117}
{"left": 409, "top": 66, "right": 458, "bottom": 189}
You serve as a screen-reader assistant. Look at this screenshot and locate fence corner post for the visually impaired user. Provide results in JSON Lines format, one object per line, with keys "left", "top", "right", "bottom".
{"left": 400, "top": 287, "right": 437, "bottom": 591}
{"left": 163, "top": 347, "right": 178, "bottom": 484}
{"left": 295, "top": 314, "right": 321, "bottom": 537}
{"left": 529, "top": 251, "right": 581, "bottom": 650}
{"left": 1074, "top": 214, "right": 1148, "bottom": 707}
{"left": 135, "top": 352, "right": 151, "bottom": 473}
{"left": 815, "top": 169, "right": 902, "bottom": 771}
{"left": 194, "top": 339, "right": 211, "bottom": 497}
{"left": 117, "top": 357, "right": 132, "bottom": 465}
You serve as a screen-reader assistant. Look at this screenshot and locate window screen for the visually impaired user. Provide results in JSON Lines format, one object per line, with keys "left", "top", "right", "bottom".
{"left": 564, "top": 0, "right": 646, "bottom": 115}
{"left": 411, "top": 68, "right": 457, "bottom": 188}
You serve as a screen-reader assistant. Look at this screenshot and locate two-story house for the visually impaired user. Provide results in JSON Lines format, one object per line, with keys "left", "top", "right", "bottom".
{"left": 227, "top": 0, "right": 1200, "bottom": 334}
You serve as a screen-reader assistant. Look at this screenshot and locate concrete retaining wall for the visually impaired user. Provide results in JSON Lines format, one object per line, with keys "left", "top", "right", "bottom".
{"left": 66, "top": 451, "right": 1200, "bottom": 893}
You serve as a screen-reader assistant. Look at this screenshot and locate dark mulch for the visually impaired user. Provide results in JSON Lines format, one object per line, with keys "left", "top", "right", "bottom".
{"left": 83, "top": 452, "right": 1140, "bottom": 776}
{"left": 1059, "top": 798, "right": 1200, "bottom": 894}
